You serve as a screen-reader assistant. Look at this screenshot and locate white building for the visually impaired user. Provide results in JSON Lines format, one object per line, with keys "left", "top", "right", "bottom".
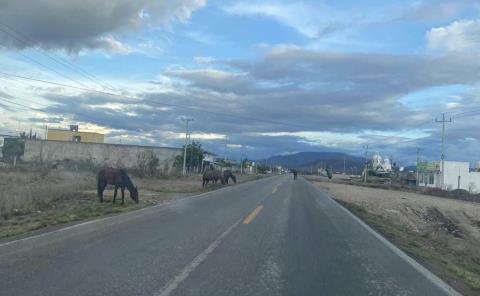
{"left": 418, "top": 161, "right": 480, "bottom": 193}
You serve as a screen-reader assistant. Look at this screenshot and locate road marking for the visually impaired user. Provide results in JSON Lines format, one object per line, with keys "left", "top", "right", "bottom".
{"left": 243, "top": 205, "right": 264, "bottom": 224}
{"left": 272, "top": 184, "right": 279, "bottom": 194}
{"left": 155, "top": 217, "right": 243, "bottom": 296}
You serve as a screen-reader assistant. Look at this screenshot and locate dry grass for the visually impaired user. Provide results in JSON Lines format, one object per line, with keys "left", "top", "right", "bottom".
{"left": 0, "top": 168, "right": 95, "bottom": 218}
{"left": 0, "top": 169, "right": 263, "bottom": 239}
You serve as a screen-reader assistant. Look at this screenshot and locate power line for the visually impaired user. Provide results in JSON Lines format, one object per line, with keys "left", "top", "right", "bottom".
{"left": 0, "top": 22, "right": 116, "bottom": 92}
{"left": 0, "top": 71, "right": 341, "bottom": 131}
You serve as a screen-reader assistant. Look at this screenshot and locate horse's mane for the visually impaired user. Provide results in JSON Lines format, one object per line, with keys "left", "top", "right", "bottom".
{"left": 119, "top": 169, "right": 135, "bottom": 189}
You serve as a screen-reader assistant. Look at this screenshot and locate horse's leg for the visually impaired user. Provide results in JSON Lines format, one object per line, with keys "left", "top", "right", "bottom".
{"left": 113, "top": 186, "right": 118, "bottom": 204}
{"left": 99, "top": 182, "right": 106, "bottom": 203}
{"left": 121, "top": 187, "right": 125, "bottom": 205}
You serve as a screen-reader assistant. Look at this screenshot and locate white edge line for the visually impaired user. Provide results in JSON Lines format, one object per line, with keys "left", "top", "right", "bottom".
{"left": 308, "top": 181, "right": 462, "bottom": 296}
{"left": 0, "top": 177, "right": 269, "bottom": 248}
{"left": 155, "top": 218, "right": 243, "bottom": 296}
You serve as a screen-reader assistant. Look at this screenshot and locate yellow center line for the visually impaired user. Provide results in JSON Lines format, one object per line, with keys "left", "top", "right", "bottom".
{"left": 272, "top": 183, "right": 281, "bottom": 194}
{"left": 243, "top": 205, "right": 264, "bottom": 224}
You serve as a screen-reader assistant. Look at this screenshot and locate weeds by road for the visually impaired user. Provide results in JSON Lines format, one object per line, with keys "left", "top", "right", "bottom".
{"left": 0, "top": 170, "right": 263, "bottom": 240}
{"left": 312, "top": 180, "right": 480, "bottom": 296}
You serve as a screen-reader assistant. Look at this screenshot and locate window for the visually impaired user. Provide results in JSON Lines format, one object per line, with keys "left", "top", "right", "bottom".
{"left": 429, "top": 174, "right": 434, "bottom": 185}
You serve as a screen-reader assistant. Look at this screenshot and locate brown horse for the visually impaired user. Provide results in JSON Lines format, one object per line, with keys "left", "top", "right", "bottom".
{"left": 97, "top": 168, "right": 139, "bottom": 205}
{"left": 223, "top": 170, "right": 237, "bottom": 184}
{"left": 202, "top": 170, "right": 225, "bottom": 188}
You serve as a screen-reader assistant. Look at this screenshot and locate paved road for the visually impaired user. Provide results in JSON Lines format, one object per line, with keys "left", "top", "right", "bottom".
{"left": 0, "top": 176, "right": 458, "bottom": 296}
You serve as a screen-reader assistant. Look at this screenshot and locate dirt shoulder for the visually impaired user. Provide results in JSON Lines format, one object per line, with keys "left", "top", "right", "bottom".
{"left": 0, "top": 172, "right": 264, "bottom": 241}
{"left": 311, "top": 180, "right": 480, "bottom": 296}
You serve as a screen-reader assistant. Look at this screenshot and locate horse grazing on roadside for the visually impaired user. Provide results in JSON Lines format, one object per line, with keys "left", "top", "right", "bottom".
{"left": 97, "top": 168, "right": 139, "bottom": 205}
{"left": 202, "top": 170, "right": 225, "bottom": 188}
{"left": 223, "top": 170, "right": 237, "bottom": 184}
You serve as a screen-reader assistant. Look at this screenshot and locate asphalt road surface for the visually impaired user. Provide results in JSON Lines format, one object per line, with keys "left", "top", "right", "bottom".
{"left": 0, "top": 176, "right": 459, "bottom": 296}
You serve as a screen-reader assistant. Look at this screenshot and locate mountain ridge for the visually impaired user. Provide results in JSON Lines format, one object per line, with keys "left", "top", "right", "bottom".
{"left": 261, "top": 151, "right": 364, "bottom": 173}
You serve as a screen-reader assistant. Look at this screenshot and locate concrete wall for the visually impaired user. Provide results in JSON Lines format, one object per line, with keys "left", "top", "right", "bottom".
{"left": 442, "top": 161, "right": 470, "bottom": 191}
{"left": 23, "top": 140, "right": 182, "bottom": 174}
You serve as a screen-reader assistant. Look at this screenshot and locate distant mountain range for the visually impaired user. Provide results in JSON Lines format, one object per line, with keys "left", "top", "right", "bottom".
{"left": 262, "top": 151, "right": 365, "bottom": 173}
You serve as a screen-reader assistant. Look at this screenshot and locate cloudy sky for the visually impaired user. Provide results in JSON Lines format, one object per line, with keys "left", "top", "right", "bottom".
{"left": 1, "top": 0, "right": 480, "bottom": 164}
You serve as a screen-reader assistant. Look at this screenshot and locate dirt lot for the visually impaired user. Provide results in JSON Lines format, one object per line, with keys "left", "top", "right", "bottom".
{"left": 310, "top": 178, "right": 480, "bottom": 296}
{"left": 0, "top": 168, "right": 262, "bottom": 240}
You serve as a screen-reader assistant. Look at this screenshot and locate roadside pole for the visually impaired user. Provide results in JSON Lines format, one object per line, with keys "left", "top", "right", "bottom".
{"left": 364, "top": 145, "right": 369, "bottom": 183}
{"left": 182, "top": 117, "right": 193, "bottom": 176}
{"left": 416, "top": 148, "right": 420, "bottom": 187}
{"left": 436, "top": 113, "right": 451, "bottom": 190}
{"left": 224, "top": 135, "right": 228, "bottom": 161}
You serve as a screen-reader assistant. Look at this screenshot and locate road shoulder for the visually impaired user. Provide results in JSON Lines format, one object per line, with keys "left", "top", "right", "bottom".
{"left": 304, "top": 182, "right": 472, "bottom": 296}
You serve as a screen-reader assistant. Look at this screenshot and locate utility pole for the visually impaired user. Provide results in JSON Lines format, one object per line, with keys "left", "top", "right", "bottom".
{"left": 364, "top": 145, "right": 369, "bottom": 183}
{"left": 343, "top": 155, "right": 346, "bottom": 175}
{"left": 240, "top": 147, "right": 246, "bottom": 174}
{"left": 416, "top": 148, "right": 421, "bottom": 187}
{"left": 181, "top": 117, "right": 193, "bottom": 176}
{"left": 436, "top": 113, "right": 452, "bottom": 190}
{"left": 189, "top": 136, "right": 194, "bottom": 173}
{"left": 224, "top": 135, "right": 228, "bottom": 161}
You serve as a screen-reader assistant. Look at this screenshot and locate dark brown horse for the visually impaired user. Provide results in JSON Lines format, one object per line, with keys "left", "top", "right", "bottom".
{"left": 202, "top": 170, "right": 225, "bottom": 188}
{"left": 97, "top": 168, "right": 139, "bottom": 205}
{"left": 223, "top": 170, "right": 237, "bottom": 184}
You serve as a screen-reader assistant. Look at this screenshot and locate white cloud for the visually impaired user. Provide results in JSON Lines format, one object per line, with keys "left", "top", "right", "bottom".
{"left": 223, "top": 2, "right": 334, "bottom": 39}
{"left": 148, "top": 0, "right": 207, "bottom": 24}
{"left": 194, "top": 56, "right": 216, "bottom": 64}
{"left": 401, "top": 0, "right": 473, "bottom": 22}
{"left": 99, "top": 36, "right": 133, "bottom": 54}
{"left": 184, "top": 30, "right": 221, "bottom": 45}
{"left": 427, "top": 19, "right": 480, "bottom": 52}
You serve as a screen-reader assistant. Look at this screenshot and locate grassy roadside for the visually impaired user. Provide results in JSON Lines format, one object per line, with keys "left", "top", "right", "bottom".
{"left": 336, "top": 200, "right": 480, "bottom": 296}
{"left": 0, "top": 174, "right": 265, "bottom": 241}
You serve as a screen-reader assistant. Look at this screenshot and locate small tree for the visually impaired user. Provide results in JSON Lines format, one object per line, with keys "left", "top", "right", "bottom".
{"left": 256, "top": 163, "right": 270, "bottom": 174}
{"left": 136, "top": 151, "right": 160, "bottom": 177}
{"left": 2, "top": 138, "right": 25, "bottom": 164}
{"left": 174, "top": 140, "right": 207, "bottom": 172}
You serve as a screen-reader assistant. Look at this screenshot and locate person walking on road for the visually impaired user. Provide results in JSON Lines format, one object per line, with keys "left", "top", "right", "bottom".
{"left": 292, "top": 169, "right": 298, "bottom": 180}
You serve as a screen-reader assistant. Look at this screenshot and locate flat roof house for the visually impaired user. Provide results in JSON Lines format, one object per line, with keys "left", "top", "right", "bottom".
{"left": 47, "top": 125, "right": 104, "bottom": 144}
{"left": 418, "top": 160, "right": 480, "bottom": 193}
